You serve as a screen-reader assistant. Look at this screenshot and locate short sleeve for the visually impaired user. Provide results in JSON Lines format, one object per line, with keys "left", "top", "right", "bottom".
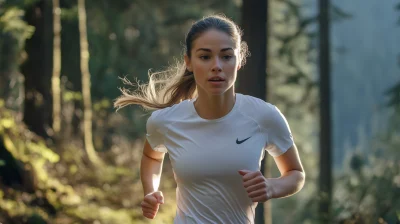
{"left": 265, "top": 106, "right": 294, "bottom": 157}
{"left": 146, "top": 111, "right": 168, "bottom": 153}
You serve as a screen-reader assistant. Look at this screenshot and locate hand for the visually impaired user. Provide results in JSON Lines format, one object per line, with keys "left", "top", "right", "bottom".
{"left": 141, "top": 191, "right": 164, "bottom": 219}
{"left": 238, "top": 170, "right": 274, "bottom": 202}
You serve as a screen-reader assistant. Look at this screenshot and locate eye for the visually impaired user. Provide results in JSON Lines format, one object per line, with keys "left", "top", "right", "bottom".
{"left": 222, "top": 55, "right": 233, "bottom": 60}
{"left": 199, "top": 55, "right": 211, "bottom": 60}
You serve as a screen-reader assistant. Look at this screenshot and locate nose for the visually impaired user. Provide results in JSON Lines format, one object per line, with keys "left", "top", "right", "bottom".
{"left": 211, "top": 58, "right": 222, "bottom": 72}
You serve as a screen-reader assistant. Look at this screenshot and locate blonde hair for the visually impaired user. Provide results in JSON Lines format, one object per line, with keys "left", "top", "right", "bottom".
{"left": 114, "top": 15, "right": 248, "bottom": 111}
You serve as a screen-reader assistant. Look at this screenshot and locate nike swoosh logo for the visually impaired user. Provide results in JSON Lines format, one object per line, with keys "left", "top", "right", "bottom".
{"left": 236, "top": 136, "right": 251, "bottom": 144}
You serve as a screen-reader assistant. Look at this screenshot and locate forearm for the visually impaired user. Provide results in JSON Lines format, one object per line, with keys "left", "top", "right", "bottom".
{"left": 269, "top": 170, "right": 305, "bottom": 199}
{"left": 140, "top": 154, "right": 164, "bottom": 196}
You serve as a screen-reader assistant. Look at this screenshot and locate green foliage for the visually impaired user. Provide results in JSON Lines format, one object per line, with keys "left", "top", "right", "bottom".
{"left": 0, "top": 194, "right": 50, "bottom": 222}
{"left": 0, "top": 100, "right": 173, "bottom": 223}
{"left": 292, "top": 104, "right": 400, "bottom": 223}
{"left": 60, "top": 6, "right": 78, "bottom": 21}
{"left": 0, "top": 106, "right": 59, "bottom": 170}
{"left": 0, "top": 6, "right": 34, "bottom": 106}
{"left": 63, "top": 90, "right": 82, "bottom": 102}
{"left": 0, "top": 0, "right": 40, "bottom": 9}
{"left": 270, "top": 1, "right": 356, "bottom": 223}
{"left": 0, "top": 7, "right": 34, "bottom": 37}
{"left": 332, "top": 128, "right": 400, "bottom": 223}
{"left": 269, "top": 1, "right": 319, "bottom": 222}
{"left": 0, "top": 7, "right": 34, "bottom": 71}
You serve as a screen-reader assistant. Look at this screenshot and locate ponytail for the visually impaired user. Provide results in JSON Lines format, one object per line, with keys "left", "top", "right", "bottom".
{"left": 114, "top": 62, "right": 197, "bottom": 111}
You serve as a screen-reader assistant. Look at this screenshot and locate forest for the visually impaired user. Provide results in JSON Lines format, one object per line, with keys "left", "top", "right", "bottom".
{"left": 0, "top": 0, "right": 399, "bottom": 223}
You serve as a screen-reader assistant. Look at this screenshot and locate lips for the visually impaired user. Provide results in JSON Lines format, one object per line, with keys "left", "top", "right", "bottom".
{"left": 208, "top": 76, "right": 225, "bottom": 82}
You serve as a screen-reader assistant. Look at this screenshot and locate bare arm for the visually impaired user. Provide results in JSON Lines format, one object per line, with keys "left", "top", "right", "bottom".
{"left": 140, "top": 139, "right": 165, "bottom": 196}
{"left": 269, "top": 144, "right": 305, "bottom": 199}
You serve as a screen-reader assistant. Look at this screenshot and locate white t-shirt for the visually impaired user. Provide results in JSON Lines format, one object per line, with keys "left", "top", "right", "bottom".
{"left": 146, "top": 93, "right": 293, "bottom": 224}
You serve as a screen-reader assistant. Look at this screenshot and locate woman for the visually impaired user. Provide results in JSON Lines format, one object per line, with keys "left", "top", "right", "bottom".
{"left": 114, "top": 15, "right": 305, "bottom": 224}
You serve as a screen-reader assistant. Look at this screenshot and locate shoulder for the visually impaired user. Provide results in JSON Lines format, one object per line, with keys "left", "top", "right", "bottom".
{"left": 238, "top": 94, "right": 286, "bottom": 129}
{"left": 147, "top": 100, "right": 191, "bottom": 126}
{"left": 238, "top": 94, "right": 278, "bottom": 118}
{"left": 239, "top": 94, "right": 274, "bottom": 109}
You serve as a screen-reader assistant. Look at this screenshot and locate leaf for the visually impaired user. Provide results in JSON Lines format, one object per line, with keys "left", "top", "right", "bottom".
{"left": 285, "top": 74, "right": 302, "bottom": 85}
{"left": 0, "top": 159, "right": 5, "bottom": 166}
{"left": 1, "top": 118, "right": 14, "bottom": 129}
{"left": 0, "top": 7, "right": 35, "bottom": 40}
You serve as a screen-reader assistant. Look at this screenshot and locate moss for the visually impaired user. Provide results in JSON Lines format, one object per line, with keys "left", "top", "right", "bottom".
{"left": 0, "top": 103, "right": 178, "bottom": 223}
{"left": 0, "top": 197, "right": 49, "bottom": 221}
{"left": 65, "top": 204, "right": 135, "bottom": 224}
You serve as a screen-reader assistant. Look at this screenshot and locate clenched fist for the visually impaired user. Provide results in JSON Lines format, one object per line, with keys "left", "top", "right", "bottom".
{"left": 238, "top": 170, "right": 274, "bottom": 202}
{"left": 141, "top": 191, "right": 164, "bottom": 219}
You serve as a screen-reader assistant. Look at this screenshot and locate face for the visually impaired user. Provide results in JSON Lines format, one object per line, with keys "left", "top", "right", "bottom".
{"left": 185, "top": 29, "right": 241, "bottom": 96}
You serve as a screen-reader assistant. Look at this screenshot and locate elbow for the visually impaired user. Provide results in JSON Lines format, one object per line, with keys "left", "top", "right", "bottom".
{"left": 272, "top": 170, "right": 306, "bottom": 199}
{"left": 286, "top": 169, "right": 305, "bottom": 192}
{"left": 297, "top": 170, "right": 306, "bottom": 192}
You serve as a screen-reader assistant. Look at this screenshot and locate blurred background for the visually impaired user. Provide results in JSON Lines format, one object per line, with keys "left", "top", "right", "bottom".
{"left": 0, "top": 0, "right": 399, "bottom": 223}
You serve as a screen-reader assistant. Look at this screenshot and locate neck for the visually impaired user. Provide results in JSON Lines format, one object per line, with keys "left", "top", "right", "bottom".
{"left": 194, "top": 88, "right": 236, "bottom": 120}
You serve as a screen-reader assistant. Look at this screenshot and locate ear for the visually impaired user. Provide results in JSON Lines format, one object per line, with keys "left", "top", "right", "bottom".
{"left": 184, "top": 54, "right": 192, "bottom": 72}
{"left": 237, "top": 64, "right": 241, "bottom": 71}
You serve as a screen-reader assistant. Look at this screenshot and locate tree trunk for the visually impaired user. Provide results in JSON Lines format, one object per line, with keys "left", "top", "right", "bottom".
{"left": 21, "top": 0, "right": 53, "bottom": 138}
{"left": 59, "top": 0, "right": 82, "bottom": 139}
{"left": 318, "top": 0, "right": 332, "bottom": 222}
{"left": 52, "top": 0, "right": 62, "bottom": 134}
{"left": 238, "top": 0, "right": 269, "bottom": 223}
{"left": 0, "top": 35, "right": 26, "bottom": 112}
{"left": 77, "top": 0, "right": 102, "bottom": 165}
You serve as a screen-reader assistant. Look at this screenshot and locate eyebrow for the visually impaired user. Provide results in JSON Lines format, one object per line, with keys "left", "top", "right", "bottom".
{"left": 195, "top": 48, "right": 234, "bottom": 52}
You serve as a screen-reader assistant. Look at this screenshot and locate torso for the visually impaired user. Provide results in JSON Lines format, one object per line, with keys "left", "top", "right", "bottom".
{"left": 147, "top": 93, "right": 292, "bottom": 223}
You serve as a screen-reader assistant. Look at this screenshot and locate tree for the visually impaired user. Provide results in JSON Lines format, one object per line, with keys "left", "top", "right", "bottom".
{"left": 58, "top": 0, "right": 82, "bottom": 140}
{"left": 318, "top": 0, "right": 332, "bottom": 221}
{"left": 51, "top": 0, "right": 62, "bottom": 134}
{"left": 21, "top": 0, "right": 53, "bottom": 138}
{"left": 77, "top": 0, "right": 101, "bottom": 165}
{"left": 385, "top": 2, "right": 400, "bottom": 114}
{"left": 0, "top": 7, "right": 34, "bottom": 110}
{"left": 237, "top": 0, "right": 269, "bottom": 223}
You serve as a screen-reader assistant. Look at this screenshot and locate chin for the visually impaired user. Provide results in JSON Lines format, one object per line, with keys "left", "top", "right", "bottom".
{"left": 197, "top": 82, "right": 234, "bottom": 96}
{"left": 206, "top": 89, "right": 229, "bottom": 96}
